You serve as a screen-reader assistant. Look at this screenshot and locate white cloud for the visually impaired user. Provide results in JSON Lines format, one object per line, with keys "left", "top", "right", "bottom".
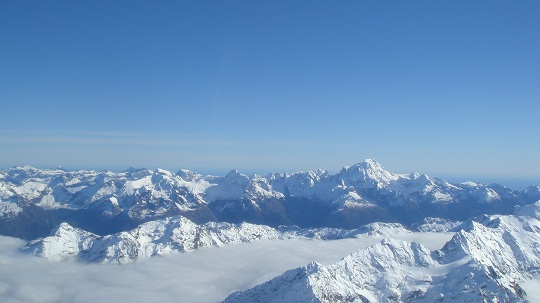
{"left": 0, "top": 233, "right": 453, "bottom": 303}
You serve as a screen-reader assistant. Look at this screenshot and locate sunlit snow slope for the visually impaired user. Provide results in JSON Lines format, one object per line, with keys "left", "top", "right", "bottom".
{"left": 224, "top": 202, "right": 540, "bottom": 303}
{"left": 2, "top": 160, "right": 539, "bottom": 239}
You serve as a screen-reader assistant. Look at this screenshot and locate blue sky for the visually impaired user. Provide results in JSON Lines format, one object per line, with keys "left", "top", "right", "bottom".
{"left": 1, "top": 1, "right": 539, "bottom": 187}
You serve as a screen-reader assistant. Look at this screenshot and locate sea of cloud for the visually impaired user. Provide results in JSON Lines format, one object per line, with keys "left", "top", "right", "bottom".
{"left": 520, "top": 279, "right": 540, "bottom": 302}
{"left": 0, "top": 233, "right": 453, "bottom": 303}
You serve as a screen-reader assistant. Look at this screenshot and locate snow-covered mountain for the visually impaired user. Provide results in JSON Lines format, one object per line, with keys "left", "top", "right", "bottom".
{"left": 223, "top": 201, "right": 540, "bottom": 303}
{"left": 1, "top": 160, "right": 538, "bottom": 239}
{"left": 7, "top": 158, "right": 540, "bottom": 303}
{"left": 22, "top": 216, "right": 409, "bottom": 264}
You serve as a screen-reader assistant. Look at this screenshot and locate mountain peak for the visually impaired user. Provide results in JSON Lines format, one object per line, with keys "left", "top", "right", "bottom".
{"left": 154, "top": 168, "right": 173, "bottom": 175}
{"left": 225, "top": 169, "right": 241, "bottom": 177}
{"left": 358, "top": 158, "right": 383, "bottom": 169}
{"left": 342, "top": 159, "right": 386, "bottom": 173}
{"left": 338, "top": 159, "right": 398, "bottom": 187}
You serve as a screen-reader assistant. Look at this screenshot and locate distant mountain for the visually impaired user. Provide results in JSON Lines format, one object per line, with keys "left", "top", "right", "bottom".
{"left": 223, "top": 202, "right": 540, "bottom": 303}
{"left": 1, "top": 160, "right": 539, "bottom": 239}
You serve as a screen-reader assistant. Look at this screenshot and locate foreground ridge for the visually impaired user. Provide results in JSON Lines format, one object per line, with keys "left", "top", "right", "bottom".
{"left": 223, "top": 202, "right": 540, "bottom": 303}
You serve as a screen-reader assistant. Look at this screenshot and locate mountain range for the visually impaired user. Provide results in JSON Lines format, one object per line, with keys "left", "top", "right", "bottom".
{"left": 1, "top": 159, "right": 539, "bottom": 240}
{"left": 22, "top": 216, "right": 408, "bottom": 264}
{"left": 19, "top": 193, "right": 540, "bottom": 302}
{"left": 3, "top": 160, "right": 540, "bottom": 302}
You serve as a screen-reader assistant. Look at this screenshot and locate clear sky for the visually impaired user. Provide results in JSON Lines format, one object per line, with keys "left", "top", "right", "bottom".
{"left": 1, "top": 1, "right": 539, "bottom": 186}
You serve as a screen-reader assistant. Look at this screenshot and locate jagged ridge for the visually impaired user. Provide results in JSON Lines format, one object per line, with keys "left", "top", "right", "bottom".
{"left": 1, "top": 160, "right": 539, "bottom": 239}
{"left": 22, "top": 216, "right": 409, "bottom": 264}
{"left": 224, "top": 202, "right": 540, "bottom": 303}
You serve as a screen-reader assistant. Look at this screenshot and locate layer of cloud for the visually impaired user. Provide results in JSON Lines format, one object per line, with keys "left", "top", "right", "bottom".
{"left": 0, "top": 234, "right": 453, "bottom": 303}
{"left": 0, "top": 130, "right": 316, "bottom": 173}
